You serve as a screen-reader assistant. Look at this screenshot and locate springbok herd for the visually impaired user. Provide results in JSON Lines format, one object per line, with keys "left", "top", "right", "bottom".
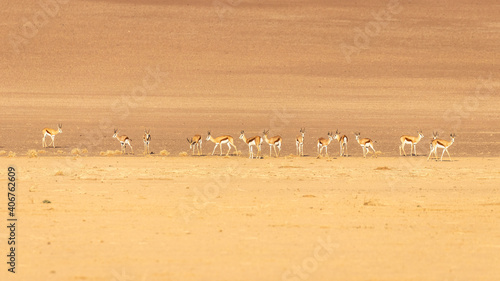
{"left": 40, "top": 124, "right": 457, "bottom": 161}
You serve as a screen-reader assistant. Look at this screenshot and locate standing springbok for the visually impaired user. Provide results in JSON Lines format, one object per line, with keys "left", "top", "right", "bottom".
{"left": 113, "top": 129, "right": 133, "bottom": 154}
{"left": 427, "top": 131, "right": 439, "bottom": 159}
{"left": 263, "top": 130, "right": 282, "bottom": 158}
{"left": 333, "top": 129, "right": 348, "bottom": 157}
{"left": 296, "top": 128, "right": 305, "bottom": 156}
{"left": 239, "top": 130, "right": 263, "bottom": 159}
{"left": 317, "top": 132, "right": 333, "bottom": 157}
{"left": 354, "top": 132, "right": 376, "bottom": 158}
{"left": 42, "top": 123, "right": 63, "bottom": 148}
{"left": 143, "top": 129, "right": 151, "bottom": 155}
{"left": 206, "top": 131, "right": 238, "bottom": 156}
{"left": 399, "top": 131, "right": 424, "bottom": 156}
{"left": 187, "top": 135, "right": 202, "bottom": 155}
{"left": 428, "top": 133, "right": 456, "bottom": 161}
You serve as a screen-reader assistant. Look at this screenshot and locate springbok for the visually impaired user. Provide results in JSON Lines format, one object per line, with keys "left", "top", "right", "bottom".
{"left": 143, "top": 129, "right": 151, "bottom": 154}
{"left": 42, "top": 123, "right": 62, "bottom": 148}
{"left": 399, "top": 131, "right": 424, "bottom": 156}
{"left": 239, "top": 130, "right": 263, "bottom": 159}
{"left": 206, "top": 131, "right": 238, "bottom": 156}
{"left": 113, "top": 129, "right": 133, "bottom": 154}
{"left": 187, "top": 135, "right": 202, "bottom": 155}
{"left": 354, "top": 132, "right": 376, "bottom": 158}
{"left": 262, "top": 130, "right": 282, "bottom": 157}
{"left": 427, "top": 131, "right": 439, "bottom": 159}
{"left": 296, "top": 128, "right": 305, "bottom": 156}
{"left": 317, "top": 132, "right": 333, "bottom": 157}
{"left": 333, "top": 130, "right": 348, "bottom": 157}
{"left": 428, "top": 133, "right": 456, "bottom": 161}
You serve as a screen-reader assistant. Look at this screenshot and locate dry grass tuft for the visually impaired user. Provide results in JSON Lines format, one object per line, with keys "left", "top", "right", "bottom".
{"left": 8, "top": 151, "right": 16, "bottom": 158}
{"left": 37, "top": 150, "right": 47, "bottom": 154}
{"left": 0, "top": 150, "right": 6, "bottom": 156}
{"left": 374, "top": 166, "right": 391, "bottom": 171}
{"left": 27, "top": 149, "right": 38, "bottom": 158}
{"left": 57, "top": 150, "right": 65, "bottom": 154}
{"left": 71, "top": 148, "right": 81, "bottom": 155}
{"left": 179, "top": 152, "right": 188, "bottom": 157}
{"left": 363, "top": 199, "right": 384, "bottom": 206}
{"left": 55, "top": 171, "right": 64, "bottom": 176}
{"left": 100, "top": 150, "right": 122, "bottom": 156}
{"left": 82, "top": 148, "right": 88, "bottom": 154}
{"left": 160, "top": 150, "right": 170, "bottom": 156}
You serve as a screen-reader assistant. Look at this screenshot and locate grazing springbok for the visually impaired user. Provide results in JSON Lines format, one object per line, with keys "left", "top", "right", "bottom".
{"left": 143, "top": 129, "right": 151, "bottom": 154}
{"left": 42, "top": 123, "right": 62, "bottom": 148}
{"left": 296, "top": 128, "right": 305, "bottom": 156}
{"left": 399, "top": 131, "right": 424, "bottom": 156}
{"left": 317, "top": 132, "right": 333, "bottom": 157}
{"left": 428, "top": 133, "right": 456, "bottom": 161}
{"left": 354, "top": 132, "right": 376, "bottom": 158}
{"left": 239, "top": 130, "right": 263, "bottom": 159}
{"left": 187, "top": 135, "right": 202, "bottom": 155}
{"left": 113, "top": 129, "right": 133, "bottom": 154}
{"left": 263, "top": 130, "right": 282, "bottom": 158}
{"left": 333, "top": 129, "right": 348, "bottom": 157}
{"left": 206, "top": 131, "right": 238, "bottom": 156}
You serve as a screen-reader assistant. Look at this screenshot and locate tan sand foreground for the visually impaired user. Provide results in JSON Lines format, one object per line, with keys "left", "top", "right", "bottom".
{"left": 0, "top": 156, "right": 499, "bottom": 280}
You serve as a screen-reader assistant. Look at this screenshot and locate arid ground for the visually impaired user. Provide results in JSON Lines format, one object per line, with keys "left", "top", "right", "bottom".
{"left": 1, "top": 157, "right": 500, "bottom": 281}
{"left": 0, "top": 0, "right": 499, "bottom": 280}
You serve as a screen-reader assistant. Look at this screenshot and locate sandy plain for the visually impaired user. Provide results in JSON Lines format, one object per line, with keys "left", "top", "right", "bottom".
{"left": 0, "top": 156, "right": 499, "bottom": 281}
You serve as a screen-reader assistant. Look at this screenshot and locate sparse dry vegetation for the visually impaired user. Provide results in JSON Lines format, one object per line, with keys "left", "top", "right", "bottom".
{"left": 179, "top": 152, "right": 188, "bottom": 157}
{"left": 100, "top": 150, "right": 122, "bottom": 156}
{"left": 55, "top": 171, "right": 64, "bottom": 176}
{"left": 160, "top": 150, "right": 170, "bottom": 156}
{"left": 27, "top": 149, "right": 38, "bottom": 158}
{"left": 8, "top": 151, "right": 16, "bottom": 158}
{"left": 71, "top": 148, "right": 82, "bottom": 155}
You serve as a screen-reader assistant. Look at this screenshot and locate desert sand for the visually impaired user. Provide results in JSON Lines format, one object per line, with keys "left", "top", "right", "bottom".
{"left": 0, "top": 0, "right": 499, "bottom": 280}
{"left": 1, "top": 156, "right": 500, "bottom": 281}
